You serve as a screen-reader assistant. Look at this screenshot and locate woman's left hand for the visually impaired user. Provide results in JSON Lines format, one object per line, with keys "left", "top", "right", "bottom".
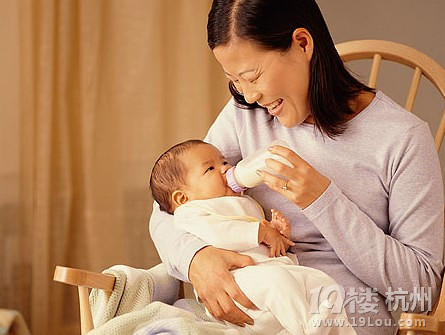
{"left": 258, "top": 145, "right": 331, "bottom": 209}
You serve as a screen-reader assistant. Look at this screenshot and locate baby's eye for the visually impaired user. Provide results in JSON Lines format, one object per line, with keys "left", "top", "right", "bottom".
{"left": 222, "top": 161, "right": 229, "bottom": 166}
{"left": 205, "top": 166, "right": 215, "bottom": 173}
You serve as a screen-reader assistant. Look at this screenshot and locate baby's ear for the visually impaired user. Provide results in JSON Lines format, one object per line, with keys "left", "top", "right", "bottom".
{"left": 171, "top": 190, "right": 188, "bottom": 208}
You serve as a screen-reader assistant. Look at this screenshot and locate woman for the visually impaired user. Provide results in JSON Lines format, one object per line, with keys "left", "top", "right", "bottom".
{"left": 149, "top": 0, "right": 444, "bottom": 333}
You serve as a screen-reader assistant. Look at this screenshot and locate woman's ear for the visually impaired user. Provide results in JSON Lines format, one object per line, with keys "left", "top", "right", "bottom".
{"left": 291, "top": 28, "right": 313, "bottom": 60}
{"left": 172, "top": 190, "right": 188, "bottom": 208}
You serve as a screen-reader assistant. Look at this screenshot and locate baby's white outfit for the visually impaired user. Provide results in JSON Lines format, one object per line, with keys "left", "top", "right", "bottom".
{"left": 174, "top": 195, "right": 355, "bottom": 335}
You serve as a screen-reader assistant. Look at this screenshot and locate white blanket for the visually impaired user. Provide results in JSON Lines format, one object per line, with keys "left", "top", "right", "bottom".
{"left": 88, "top": 264, "right": 278, "bottom": 335}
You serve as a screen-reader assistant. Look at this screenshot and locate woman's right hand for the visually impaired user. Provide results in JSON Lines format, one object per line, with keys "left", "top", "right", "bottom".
{"left": 188, "top": 246, "right": 257, "bottom": 327}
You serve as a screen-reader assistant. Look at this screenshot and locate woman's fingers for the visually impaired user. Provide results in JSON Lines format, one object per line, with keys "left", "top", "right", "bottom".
{"left": 259, "top": 167, "right": 330, "bottom": 209}
{"left": 225, "top": 250, "right": 256, "bottom": 271}
{"left": 210, "top": 291, "right": 253, "bottom": 327}
{"left": 269, "top": 144, "right": 306, "bottom": 167}
{"left": 189, "top": 247, "right": 256, "bottom": 326}
{"left": 265, "top": 157, "right": 295, "bottom": 178}
{"left": 258, "top": 145, "right": 331, "bottom": 209}
{"left": 218, "top": 275, "right": 256, "bottom": 325}
{"left": 225, "top": 274, "right": 257, "bottom": 311}
{"left": 259, "top": 169, "right": 292, "bottom": 194}
{"left": 259, "top": 166, "right": 295, "bottom": 199}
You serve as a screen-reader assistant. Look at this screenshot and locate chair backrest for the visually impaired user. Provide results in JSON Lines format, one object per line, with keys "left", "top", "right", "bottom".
{"left": 336, "top": 39, "right": 445, "bottom": 334}
{"left": 336, "top": 39, "right": 445, "bottom": 152}
{"left": 53, "top": 266, "right": 116, "bottom": 335}
{"left": 53, "top": 264, "right": 184, "bottom": 335}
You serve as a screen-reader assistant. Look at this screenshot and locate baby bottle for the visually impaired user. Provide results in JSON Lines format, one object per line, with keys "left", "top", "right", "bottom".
{"left": 226, "top": 140, "right": 293, "bottom": 193}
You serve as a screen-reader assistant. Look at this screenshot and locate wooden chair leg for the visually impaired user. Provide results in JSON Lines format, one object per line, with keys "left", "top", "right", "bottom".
{"left": 78, "top": 286, "right": 94, "bottom": 335}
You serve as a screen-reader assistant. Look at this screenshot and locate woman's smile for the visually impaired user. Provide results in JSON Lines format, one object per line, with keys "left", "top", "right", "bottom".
{"left": 260, "top": 98, "right": 284, "bottom": 116}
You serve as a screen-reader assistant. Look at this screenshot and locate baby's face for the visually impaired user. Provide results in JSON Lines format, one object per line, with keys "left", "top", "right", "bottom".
{"left": 181, "top": 144, "right": 239, "bottom": 201}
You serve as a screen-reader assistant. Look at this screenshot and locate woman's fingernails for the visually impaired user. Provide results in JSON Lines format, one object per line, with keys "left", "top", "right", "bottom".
{"left": 268, "top": 146, "right": 275, "bottom": 152}
{"left": 255, "top": 170, "right": 262, "bottom": 176}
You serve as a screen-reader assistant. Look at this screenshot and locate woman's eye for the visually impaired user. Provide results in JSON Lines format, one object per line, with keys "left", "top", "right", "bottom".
{"left": 250, "top": 74, "right": 261, "bottom": 83}
{"left": 205, "top": 166, "right": 214, "bottom": 173}
{"left": 223, "top": 161, "right": 229, "bottom": 165}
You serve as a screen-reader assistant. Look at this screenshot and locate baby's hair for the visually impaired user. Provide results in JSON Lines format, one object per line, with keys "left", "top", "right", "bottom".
{"left": 150, "top": 139, "right": 206, "bottom": 214}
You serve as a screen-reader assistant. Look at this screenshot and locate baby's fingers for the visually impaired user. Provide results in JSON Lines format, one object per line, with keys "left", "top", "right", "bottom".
{"left": 269, "top": 245, "right": 276, "bottom": 258}
{"left": 271, "top": 209, "right": 287, "bottom": 221}
{"left": 271, "top": 209, "right": 277, "bottom": 223}
{"left": 281, "top": 236, "right": 295, "bottom": 246}
{"left": 280, "top": 242, "right": 286, "bottom": 256}
{"left": 275, "top": 244, "right": 281, "bottom": 257}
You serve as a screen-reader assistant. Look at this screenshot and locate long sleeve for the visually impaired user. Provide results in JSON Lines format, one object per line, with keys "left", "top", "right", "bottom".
{"left": 175, "top": 202, "right": 260, "bottom": 252}
{"left": 302, "top": 122, "right": 444, "bottom": 305}
{"left": 149, "top": 202, "right": 209, "bottom": 282}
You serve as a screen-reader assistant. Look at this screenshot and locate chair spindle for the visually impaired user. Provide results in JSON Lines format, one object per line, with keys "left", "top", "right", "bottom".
{"left": 405, "top": 67, "right": 422, "bottom": 112}
{"left": 368, "top": 53, "right": 382, "bottom": 88}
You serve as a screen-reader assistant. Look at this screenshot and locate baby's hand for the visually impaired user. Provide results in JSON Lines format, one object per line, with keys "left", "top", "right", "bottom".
{"left": 270, "top": 209, "right": 291, "bottom": 239}
{"left": 258, "top": 221, "right": 295, "bottom": 257}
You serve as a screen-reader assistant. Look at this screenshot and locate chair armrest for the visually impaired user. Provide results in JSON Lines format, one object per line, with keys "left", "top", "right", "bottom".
{"left": 399, "top": 312, "right": 445, "bottom": 334}
{"left": 54, "top": 265, "right": 116, "bottom": 291}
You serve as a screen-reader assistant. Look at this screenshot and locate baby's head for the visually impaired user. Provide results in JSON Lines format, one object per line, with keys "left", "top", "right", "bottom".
{"left": 150, "top": 139, "right": 238, "bottom": 214}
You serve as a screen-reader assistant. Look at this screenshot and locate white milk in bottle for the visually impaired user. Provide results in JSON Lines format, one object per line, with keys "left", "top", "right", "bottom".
{"left": 226, "top": 140, "right": 294, "bottom": 192}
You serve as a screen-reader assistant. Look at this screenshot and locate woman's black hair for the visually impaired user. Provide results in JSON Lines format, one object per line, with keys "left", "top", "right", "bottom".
{"left": 207, "top": 0, "right": 374, "bottom": 137}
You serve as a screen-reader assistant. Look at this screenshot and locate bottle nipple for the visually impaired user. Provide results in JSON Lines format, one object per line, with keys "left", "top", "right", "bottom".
{"left": 226, "top": 166, "right": 247, "bottom": 193}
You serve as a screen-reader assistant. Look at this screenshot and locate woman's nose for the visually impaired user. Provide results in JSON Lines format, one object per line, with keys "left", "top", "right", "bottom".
{"left": 243, "top": 85, "right": 261, "bottom": 104}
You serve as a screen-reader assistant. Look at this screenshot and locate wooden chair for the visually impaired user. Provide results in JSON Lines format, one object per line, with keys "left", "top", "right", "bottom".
{"left": 54, "top": 266, "right": 116, "bottom": 335}
{"left": 336, "top": 39, "right": 445, "bottom": 151}
{"left": 336, "top": 39, "right": 445, "bottom": 334}
{"left": 55, "top": 40, "right": 445, "bottom": 335}
{"left": 53, "top": 265, "right": 184, "bottom": 335}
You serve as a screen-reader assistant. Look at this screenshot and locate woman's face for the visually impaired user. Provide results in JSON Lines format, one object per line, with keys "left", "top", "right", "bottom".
{"left": 213, "top": 31, "right": 314, "bottom": 127}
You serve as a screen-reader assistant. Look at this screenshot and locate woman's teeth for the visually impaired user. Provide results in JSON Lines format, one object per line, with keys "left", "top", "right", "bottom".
{"left": 267, "top": 99, "right": 283, "bottom": 111}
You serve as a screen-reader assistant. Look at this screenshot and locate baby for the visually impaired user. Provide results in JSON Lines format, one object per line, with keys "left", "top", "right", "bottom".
{"left": 150, "top": 139, "right": 355, "bottom": 335}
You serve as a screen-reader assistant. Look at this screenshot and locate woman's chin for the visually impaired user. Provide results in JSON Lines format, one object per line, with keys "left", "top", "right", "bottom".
{"left": 277, "top": 116, "right": 296, "bottom": 128}
{"left": 278, "top": 114, "right": 311, "bottom": 128}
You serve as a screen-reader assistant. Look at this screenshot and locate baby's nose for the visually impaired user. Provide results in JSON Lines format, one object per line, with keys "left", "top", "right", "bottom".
{"left": 221, "top": 164, "right": 231, "bottom": 174}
